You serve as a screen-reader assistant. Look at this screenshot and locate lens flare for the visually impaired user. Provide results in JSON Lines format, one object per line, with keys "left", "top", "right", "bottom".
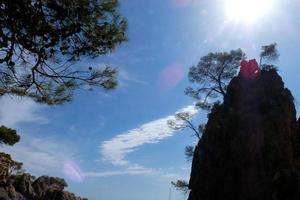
{"left": 159, "top": 63, "right": 185, "bottom": 90}
{"left": 63, "top": 161, "right": 84, "bottom": 182}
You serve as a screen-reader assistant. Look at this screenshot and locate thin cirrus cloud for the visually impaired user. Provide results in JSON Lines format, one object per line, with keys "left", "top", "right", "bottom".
{"left": 3, "top": 133, "right": 83, "bottom": 183}
{"left": 118, "top": 68, "right": 149, "bottom": 87}
{"left": 2, "top": 127, "right": 84, "bottom": 183}
{"left": 92, "top": 104, "right": 198, "bottom": 177}
{"left": 0, "top": 95, "right": 48, "bottom": 127}
{"left": 0, "top": 96, "right": 81, "bottom": 181}
{"left": 84, "top": 166, "right": 153, "bottom": 178}
{"left": 3, "top": 136, "right": 76, "bottom": 176}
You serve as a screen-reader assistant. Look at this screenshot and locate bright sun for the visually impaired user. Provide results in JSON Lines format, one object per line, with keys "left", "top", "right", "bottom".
{"left": 225, "top": 0, "right": 273, "bottom": 23}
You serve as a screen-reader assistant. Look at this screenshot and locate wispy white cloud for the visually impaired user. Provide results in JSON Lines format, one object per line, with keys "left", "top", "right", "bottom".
{"left": 3, "top": 136, "right": 75, "bottom": 176}
{"left": 118, "top": 68, "right": 149, "bottom": 86}
{"left": 87, "top": 62, "right": 149, "bottom": 88}
{"left": 101, "top": 104, "right": 198, "bottom": 167}
{"left": 84, "top": 166, "right": 153, "bottom": 178}
{"left": 0, "top": 96, "right": 77, "bottom": 178}
{"left": 0, "top": 95, "right": 48, "bottom": 128}
{"left": 91, "top": 104, "right": 198, "bottom": 177}
{"left": 0, "top": 95, "right": 197, "bottom": 180}
{"left": 84, "top": 165, "right": 185, "bottom": 179}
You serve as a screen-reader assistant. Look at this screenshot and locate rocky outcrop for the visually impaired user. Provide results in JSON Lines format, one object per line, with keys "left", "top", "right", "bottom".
{"left": 0, "top": 154, "right": 9, "bottom": 185}
{"left": 188, "top": 70, "right": 300, "bottom": 200}
{"left": 0, "top": 153, "right": 87, "bottom": 200}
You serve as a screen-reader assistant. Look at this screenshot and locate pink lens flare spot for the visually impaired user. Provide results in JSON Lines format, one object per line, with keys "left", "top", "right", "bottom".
{"left": 160, "top": 63, "right": 185, "bottom": 89}
{"left": 240, "top": 59, "right": 260, "bottom": 80}
{"left": 63, "top": 161, "right": 84, "bottom": 182}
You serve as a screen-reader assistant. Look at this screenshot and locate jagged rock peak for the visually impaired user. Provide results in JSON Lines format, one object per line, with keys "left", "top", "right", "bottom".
{"left": 188, "top": 69, "right": 300, "bottom": 200}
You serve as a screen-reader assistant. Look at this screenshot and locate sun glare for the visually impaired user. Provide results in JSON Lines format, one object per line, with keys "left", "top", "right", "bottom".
{"left": 225, "top": 0, "right": 273, "bottom": 23}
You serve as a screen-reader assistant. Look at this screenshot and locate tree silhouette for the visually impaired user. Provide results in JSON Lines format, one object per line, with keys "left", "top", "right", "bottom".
{"left": 168, "top": 112, "right": 203, "bottom": 195}
{"left": 171, "top": 180, "right": 189, "bottom": 196}
{"left": 185, "top": 49, "right": 245, "bottom": 109}
{"left": 167, "top": 111, "right": 204, "bottom": 139}
{"left": 0, "top": 125, "right": 20, "bottom": 146}
{"left": 259, "top": 43, "right": 279, "bottom": 67}
{"left": 259, "top": 43, "right": 279, "bottom": 71}
{"left": 0, "top": 0, "right": 127, "bottom": 105}
{"left": 184, "top": 145, "right": 195, "bottom": 162}
{"left": 0, "top": 126, "right": 23, "bottom": 175}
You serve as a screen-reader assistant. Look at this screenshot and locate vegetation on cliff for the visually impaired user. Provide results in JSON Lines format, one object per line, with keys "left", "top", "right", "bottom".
{"left": 171, "top": 44, "right": 282, "bottom": 196}
{"left": 188, "top": 68, "right": 300, "bottom": 200}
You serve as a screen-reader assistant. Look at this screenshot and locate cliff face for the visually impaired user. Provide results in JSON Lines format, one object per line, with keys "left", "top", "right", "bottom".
{"left": 188, "top": 70, "right": 300, "bottom": 200}
{"left": 0, "top": 153, "right": 86, "bottom": 200}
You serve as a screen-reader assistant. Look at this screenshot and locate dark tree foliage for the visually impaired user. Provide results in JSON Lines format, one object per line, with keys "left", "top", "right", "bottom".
{"left": 260, "top": 43, "right": 279, "bottom": 66}
{"left": 171, "top": 180, "right": 190, "bottom": 195}
{"left": 0, "top": 125, "right": 20, "bottom": 146}
{"left": 185, "top": 145, "right": 194, "bottom": 162}
{"left": 0, "top": 0, "right": 127, "bottom": 105}
{"left": 185, "top": 49, "right": 245, "bottom": 109}
{"left": 259, "top": 43, "right": 279, "bottom": 71}
{"left": 167, "top": 111, "right": 203, "bottom": 139}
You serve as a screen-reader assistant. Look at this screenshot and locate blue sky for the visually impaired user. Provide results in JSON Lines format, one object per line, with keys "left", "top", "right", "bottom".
{"left": 1, "top": 0, "right": 300, "bottom": 200}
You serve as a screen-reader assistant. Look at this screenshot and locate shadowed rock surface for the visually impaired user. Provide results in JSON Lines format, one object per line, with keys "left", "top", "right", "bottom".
{"left": 0, "top": 153, "right": 86, "bottom": 200}
{"left": 188, "top": 70, "right": 300, "bottom": 200}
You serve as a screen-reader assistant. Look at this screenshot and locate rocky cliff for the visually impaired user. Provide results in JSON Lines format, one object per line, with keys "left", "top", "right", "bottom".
{"left": 188, "top": 69, "right": 300, "bottom": 200}
{"left": 0, "top": 152, "right": 86, "bottom": 200}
